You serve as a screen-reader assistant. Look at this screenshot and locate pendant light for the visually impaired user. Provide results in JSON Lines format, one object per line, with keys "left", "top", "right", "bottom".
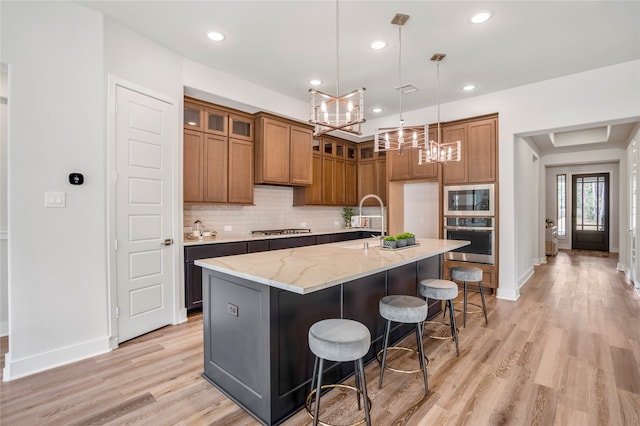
{"left": 418, "top": 54, "right": 462, "bottom": 164}
{"left": 309, "top": 0, "right": 365, "bottom": 136}
{"left": 374, "top": 14, "right": 427, "bottom": 155}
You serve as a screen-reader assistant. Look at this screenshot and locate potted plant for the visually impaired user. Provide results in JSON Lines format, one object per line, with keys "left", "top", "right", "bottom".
{"left": 405, "top": 232, "right": 416, "bottom": 246}
{"left": 396, "top": 232, "right": 408, "bottom": 248}
{"left": 382, "top": 236, "right": 397, "bottom": 249}
{"left": 341, "top": 207, "right": 355, "bottom": 228}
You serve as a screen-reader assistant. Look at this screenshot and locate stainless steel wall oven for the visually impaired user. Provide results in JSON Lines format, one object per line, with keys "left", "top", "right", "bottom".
{"left": 444, "top": 217, "right": 495, "bottom": 265}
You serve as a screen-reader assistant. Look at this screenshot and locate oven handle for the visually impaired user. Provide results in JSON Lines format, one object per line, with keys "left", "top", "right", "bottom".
{"left": 444, "top": 226, "right": 495, "bottom": 231}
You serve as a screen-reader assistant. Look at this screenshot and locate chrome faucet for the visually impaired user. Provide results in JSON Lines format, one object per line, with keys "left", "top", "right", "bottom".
{"left": 358, "top": 194, "right": 385, "bottom": 238}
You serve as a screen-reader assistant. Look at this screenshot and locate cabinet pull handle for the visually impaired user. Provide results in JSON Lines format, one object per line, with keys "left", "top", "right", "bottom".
{"left": 162, "top": 238, "right": 174, "bottom": 246}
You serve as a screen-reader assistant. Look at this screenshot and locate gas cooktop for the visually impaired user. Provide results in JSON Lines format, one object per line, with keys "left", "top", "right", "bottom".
{"left": 251, "top": 228, "right": 312, "bottom": 236}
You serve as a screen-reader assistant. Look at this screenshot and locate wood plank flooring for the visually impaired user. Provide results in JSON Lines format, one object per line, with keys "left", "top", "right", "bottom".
{"left": 2, "top": 250, "right": 639, "bottom": 425}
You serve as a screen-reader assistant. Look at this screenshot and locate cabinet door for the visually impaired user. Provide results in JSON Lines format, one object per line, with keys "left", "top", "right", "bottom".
{"left": 334, "top": 158, "right": 346, "bottom": 205}
{"left": 442, "top": 124, "right": 468, "bottom": 184}
{"left": 345, "top": 161, "right": 358, "bottom": 206}
{"left": 229, "top": 113, "right": 254, "bottom": 141}
{"left": 183, "top": 130, "right": 203, "bottom": 202}
{"left": 467, "top": 118, "right": 497, "bottom": 183}
{"left": 358, "top": 162, "right": 375, "bottom": 205}
{"left": 290, "top": 125, "right": 313, "bottom": 185}
{"left": 307, "top": 153, "right": 323, "bottom": 204}
{"left": 203, "top": 134, "right": 228, "bottom": 203}
{"left": 411, "top": 126, "right": 439, "bottom": 179}
{"left": 204, "top": 107, "right": 228, "bottom": 136}
{"left": 185, "top": 262, "right": 203, "bottom": 310}
{"left": 387, "top": 149, "right": 412, "bottom": 181}
{"left": 184, "top": 101, "right": 204, "bottom": 131}
{"left": 375, "top": 159, "right": 387, "bottom": 205}
{"left": 228, "top": 138, "right": 254, "bottom": 204}
{"left": 322, "top": 157, "right": 335, "bottom": 205}
{"left": 258, "top": 118, "right": 290, "bottom": 184}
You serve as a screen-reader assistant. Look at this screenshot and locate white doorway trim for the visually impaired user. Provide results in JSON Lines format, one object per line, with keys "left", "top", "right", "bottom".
{"left": 106, "top": 75, "right": 185, "bottom": 349}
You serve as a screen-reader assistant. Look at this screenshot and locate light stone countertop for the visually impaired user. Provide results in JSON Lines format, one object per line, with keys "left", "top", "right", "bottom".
{"left": 183, "top": 228, "right": 380, "bottom": 246}
{"left": 195, "top": 237, "right": 469, "bottom": 294}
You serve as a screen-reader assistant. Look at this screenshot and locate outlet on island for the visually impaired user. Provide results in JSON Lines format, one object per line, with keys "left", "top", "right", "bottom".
{"left": 224, "top": 225, "right": 232, "bottom": 231}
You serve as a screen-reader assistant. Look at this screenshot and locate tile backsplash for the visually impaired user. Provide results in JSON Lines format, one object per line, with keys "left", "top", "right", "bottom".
{"left": 184, "top": 185, "right": 384, "bottom": 237}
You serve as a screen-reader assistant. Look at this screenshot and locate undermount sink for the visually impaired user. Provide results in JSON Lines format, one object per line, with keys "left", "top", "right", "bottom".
{"left": 339, "top": 239, "right": 381, "bottom": 249}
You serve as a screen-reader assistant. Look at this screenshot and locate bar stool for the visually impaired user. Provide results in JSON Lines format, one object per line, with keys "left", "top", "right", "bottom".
{"left": 450, "top": 266, "right": 488, "bottom": 328}
{"left": 419, "top": 279, "right": 460, "bottom": 356}
{"left": 377, "top": 295, "right": 429, "bottom": 394}
{"left": 306, "top": 318, "right": 372, "bottom": 426}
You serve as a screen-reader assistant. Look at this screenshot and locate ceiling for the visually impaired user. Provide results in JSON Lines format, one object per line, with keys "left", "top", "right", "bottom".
{"left": 79, "top": 1, "right": 640, "bottom": 151}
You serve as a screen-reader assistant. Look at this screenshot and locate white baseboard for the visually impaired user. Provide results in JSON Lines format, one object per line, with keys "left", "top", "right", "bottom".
{"left": 617, "top": 262, "right": 626, "bottom": 272}
{"left": 3, "top": 336, "right": 111, "bottom": 382}
{"left": 0, "top": 321, "right": 7, "bottom": 337}
{"left": 518, "top": 266, "right": 535, "bottom": 290}
{"left": 496, "top": 286, "right": 520, "bottom": 301}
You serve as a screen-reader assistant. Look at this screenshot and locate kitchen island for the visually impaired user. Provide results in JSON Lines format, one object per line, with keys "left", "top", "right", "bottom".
{"left": 196, "top": 237, "right": 468, "bottom": 425}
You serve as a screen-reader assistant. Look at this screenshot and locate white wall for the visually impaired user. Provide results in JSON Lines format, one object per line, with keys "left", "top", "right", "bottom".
{"left": 2, "top": 0, "right": 639, "bottom": 379}
{"left": 1, "top": 1, "right": 109, "bottom": 379}
{"left": 515, "top": 140, "right": 538, "bottom": 289}
{"left": 1, "top": 69, "right": 8, "bottom": 336}
{"left": 544, "top": 159, "right": 622, "bottom": 252}
{"left": 403, "top": 182, "right": 439, "bottom": 238}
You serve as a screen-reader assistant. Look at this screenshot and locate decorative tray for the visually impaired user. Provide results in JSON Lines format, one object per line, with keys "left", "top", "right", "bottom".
{"left": 380, "top": 241, "right": 421, "bottom": 251}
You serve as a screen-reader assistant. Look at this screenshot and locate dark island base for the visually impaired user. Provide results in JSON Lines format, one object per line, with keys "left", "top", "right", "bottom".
{"left": 202, "top": 255, "right": 442, "bottom": 425}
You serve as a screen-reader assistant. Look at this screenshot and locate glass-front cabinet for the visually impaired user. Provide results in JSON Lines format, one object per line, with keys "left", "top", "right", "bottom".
{"left": 229, "top": 113, "right": 254, "bottom": 141}
{"left": 205, "top": 107, "right": 228, "bottom": 136}
{"left": 184, "top": 101, "right": 204, "bottom": 131}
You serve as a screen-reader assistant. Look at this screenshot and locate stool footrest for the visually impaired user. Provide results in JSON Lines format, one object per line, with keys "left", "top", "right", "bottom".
{"left": 375, "top": 347, "right": 429, "bottom": 374}
{"left": 305, "top": 384, "right": 372, "bottom": 426}
{"left": 453, "top": 300, "right": 484, "bottom": 314}
{"left": 423, "top": 320, "right": 459, "bottom": 341}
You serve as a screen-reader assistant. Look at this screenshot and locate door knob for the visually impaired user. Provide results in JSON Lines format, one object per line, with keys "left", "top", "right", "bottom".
{"left": 162, "top": 238, "right": 174, "bottom": 246}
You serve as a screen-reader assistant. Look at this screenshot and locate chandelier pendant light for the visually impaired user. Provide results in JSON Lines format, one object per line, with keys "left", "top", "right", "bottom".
{"left": 309, "top": 0, "right": 365, "bottom": 136}
{"left": 418, "top": 54, "right": 462, "bottom": 164}
{"left": 374, "top": 14, "right": 427, "bottom": 155}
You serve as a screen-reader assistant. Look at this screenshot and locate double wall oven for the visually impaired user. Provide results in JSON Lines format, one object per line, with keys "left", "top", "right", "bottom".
{"left": 443, "top": 184, "right": 495, "bottom": 265}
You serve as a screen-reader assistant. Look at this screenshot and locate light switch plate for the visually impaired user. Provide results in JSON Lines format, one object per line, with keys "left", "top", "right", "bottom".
{"left": 45, "top": 192, "right": 66, "bottom": 208}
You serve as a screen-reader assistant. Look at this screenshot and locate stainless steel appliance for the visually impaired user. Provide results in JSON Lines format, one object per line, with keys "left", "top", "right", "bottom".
{"left": 444, "top": 184, "right": 494, "bottom": 216}
{"left": 250, "top": 228, "right": 311, "bottom": 236}
{"left": 444, "top": 217, "right": 494, "bottom": 264}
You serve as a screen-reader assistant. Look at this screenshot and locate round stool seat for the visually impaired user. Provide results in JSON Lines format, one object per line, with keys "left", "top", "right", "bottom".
{"left": 419, "top": 279, "right": 459, "bottom": 300}
{"left": 308, "top": 319, "right": 371, "bottom": 362}
{"left": 379, "top": 295, "right": 428, "bottom": 324}
{"left": 451, "top": 266, "right": 483, "bottom": 282}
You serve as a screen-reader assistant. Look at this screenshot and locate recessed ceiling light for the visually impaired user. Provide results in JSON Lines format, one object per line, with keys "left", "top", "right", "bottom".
{"left": 372, "top": 107, "right": 383, "bottom": 113}
{"left": 470, "top": 10, "right": 492, "bottom": 24}
{"left": 370, "top": 40, "right": 387, "bottom": 50}
{"left": 462, "top": 84, "right": 476, "bottom": 92}
{"left": 206, "top": 30, "right": 225, "bottom": 42}
{"left": 309, "top": 79, "right": 322, "bottom": 86}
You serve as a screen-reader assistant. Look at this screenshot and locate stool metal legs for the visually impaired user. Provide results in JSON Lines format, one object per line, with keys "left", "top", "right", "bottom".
{"left": 447, "top": 299, "right": 460, "bottom": 356}
{"left": 309, "top": 356, "right": 371, "bottom": 426}
{"left": 462, "top": 281, "right": 488, "bottom": 328}
{"left": 378, "top": 319, "right": 428, "bottom": 395}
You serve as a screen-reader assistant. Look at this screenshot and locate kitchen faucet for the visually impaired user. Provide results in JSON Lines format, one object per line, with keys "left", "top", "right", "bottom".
{"left": 358, "top": 194, "right": 385, "bottom": 239}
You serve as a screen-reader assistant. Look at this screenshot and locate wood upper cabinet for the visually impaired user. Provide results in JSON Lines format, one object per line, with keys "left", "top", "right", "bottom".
{"left": 322, "top": 156, "right": 335, "bottom": 205}
{"left": 357, "top": 142, "right": 386, "bottom": 206}
{"left": 442, "top": 115, "right": 497, "bottom": 185}
{"left": 228, "top": 138, "right": 254, "bottom": 204}
{"left": 411, "top": 126, "right": 439, "bottom": 179}
{"left": 183, "top": 98, "right": 255, "bottom": 205}
{"left": 254, "top": 113, "right": 313, "bottom": 186}
{"left": 467, "top": 117, "right": 497, "bottom": 183}
{"left": 442, "top": 123, "right": 468, "bottom": 184}
{"left": 203, "top": 134, "right": 229, "bottom": 203}
{"left": 184, "top": 101, "right": 204, "bottom": 131}
{"left": 387, "top": 150, "right": 412, "bottom": 181}
{"left": 290, "top": 125, "right": 313, "bottom": 185}
{"left": 184, "top": 129, "right": 204, "bottom": 201}
{"left": 345, "top": 160, "right": 358, "bottom": 206}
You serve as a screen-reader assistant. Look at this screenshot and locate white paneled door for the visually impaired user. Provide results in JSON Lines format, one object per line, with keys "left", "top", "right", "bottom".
{"left": 115, "top": 85, "right": 174, "bottom": 343}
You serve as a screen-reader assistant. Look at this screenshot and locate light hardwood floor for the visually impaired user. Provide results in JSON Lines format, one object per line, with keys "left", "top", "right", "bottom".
{"left": 2, "top": 250, "right": 639, "bottom": 425}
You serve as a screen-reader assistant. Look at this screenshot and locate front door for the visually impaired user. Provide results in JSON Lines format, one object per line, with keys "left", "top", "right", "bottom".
{"left": 572, "top": 173, "right": 609, "bottom": 251}
{"left": 115, "top": 85, "right": 175, "bottom": 342}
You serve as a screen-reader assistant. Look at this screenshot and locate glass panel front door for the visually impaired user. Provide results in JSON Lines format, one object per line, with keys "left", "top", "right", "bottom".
{"left": 572, "top": 173, "right": 609, "bottom": 251}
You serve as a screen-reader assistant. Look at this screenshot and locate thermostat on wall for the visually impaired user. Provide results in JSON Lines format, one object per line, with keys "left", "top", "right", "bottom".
{"left": 69, "top": 173, "right": 84, "bottom": 185}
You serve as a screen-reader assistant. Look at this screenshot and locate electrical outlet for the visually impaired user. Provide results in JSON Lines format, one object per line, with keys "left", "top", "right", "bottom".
{"left": 224, "top": 225, "right": 232, "bottom": 231}
{"left": 300, "top": 222, "right": 306, "bottom": 227}
{"left": 227, "top": 303, "right": 238, "bottom": 317}
{"left": 334, "top": 221, "right": 340, "bottom": 226}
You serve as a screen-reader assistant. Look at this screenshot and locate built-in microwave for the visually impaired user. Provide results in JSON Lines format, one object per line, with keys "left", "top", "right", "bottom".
{"left": 444, "top": 184, "right": 494, "bottom": 217}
